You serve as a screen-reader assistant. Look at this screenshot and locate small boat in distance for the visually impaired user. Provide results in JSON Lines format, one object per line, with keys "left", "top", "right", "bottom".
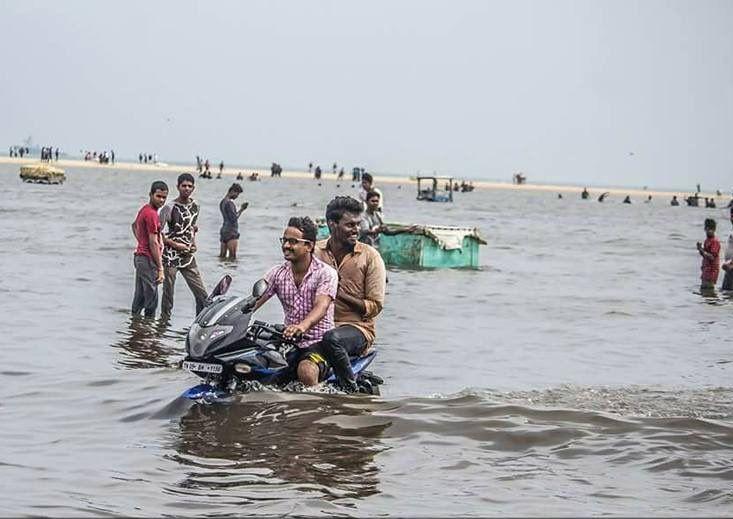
{"left": 416, "top": 175, "right": 455, "bottom": 202}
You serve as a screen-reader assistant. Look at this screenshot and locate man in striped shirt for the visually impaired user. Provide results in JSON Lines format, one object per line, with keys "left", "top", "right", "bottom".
{"left": 254, "top": 217, "right": 338, "bottom": 385}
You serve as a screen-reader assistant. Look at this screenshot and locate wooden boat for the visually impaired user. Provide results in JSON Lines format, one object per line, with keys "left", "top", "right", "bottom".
{"left": 316, "top": 221, "right": 486, "bottom": 269}
{"left": 19, "top": 164, "right": 66, "bottom": 184}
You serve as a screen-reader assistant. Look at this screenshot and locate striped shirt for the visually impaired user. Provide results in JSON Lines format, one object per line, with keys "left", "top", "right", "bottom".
{"left": 262, "top": 255, "right": 338, "bottom": 348}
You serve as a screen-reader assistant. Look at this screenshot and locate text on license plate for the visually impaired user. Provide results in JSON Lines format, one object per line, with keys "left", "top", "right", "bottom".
{"left": 183, "top": 361, "right": 223, "bottom": 374}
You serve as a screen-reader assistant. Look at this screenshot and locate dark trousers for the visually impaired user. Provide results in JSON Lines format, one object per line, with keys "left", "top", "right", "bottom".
{"left": 131, "top": 255, "right": 159, "bottom": 317}
{"left": 319, "top": 325, "right": 368, "bottom": 384}
{"left": 721, "top": 271, "right": 733, "bottom": 291}
{"left": 161, "top": 258, "right": 208, "bottom": 318}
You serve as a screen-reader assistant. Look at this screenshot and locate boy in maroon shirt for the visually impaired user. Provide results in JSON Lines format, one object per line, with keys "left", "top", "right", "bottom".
{"left": 131, "top": 181, "right": 168, "bottom": 317}
{"left": 697, "top": 218, "right": 720, "bottom": 291}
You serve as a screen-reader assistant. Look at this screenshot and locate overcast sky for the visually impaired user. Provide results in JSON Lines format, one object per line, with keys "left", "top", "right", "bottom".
{"left": 1, "top": 0, "right": 731, "bottom": 189}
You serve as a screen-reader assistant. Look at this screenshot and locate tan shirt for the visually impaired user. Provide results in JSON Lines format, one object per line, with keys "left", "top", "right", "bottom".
{"left": 314, "top": 239, "right": 386, "bottom": 345}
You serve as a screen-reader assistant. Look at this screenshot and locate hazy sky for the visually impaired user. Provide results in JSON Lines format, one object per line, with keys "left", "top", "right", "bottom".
{"left": 1, "top": 0, "right": 731, "bottom": 189}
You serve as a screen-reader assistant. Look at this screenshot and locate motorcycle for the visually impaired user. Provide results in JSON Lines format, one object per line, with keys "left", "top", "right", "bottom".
{"left": 180, "top": 276, "right": 383, "bottom": 400}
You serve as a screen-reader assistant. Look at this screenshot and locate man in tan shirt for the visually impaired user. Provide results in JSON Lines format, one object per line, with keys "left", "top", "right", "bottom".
{"left": 314, "top": 196, "right": 386, "bottom": 392}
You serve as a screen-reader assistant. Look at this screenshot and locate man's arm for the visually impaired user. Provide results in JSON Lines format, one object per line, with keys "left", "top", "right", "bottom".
{"left": 337, "top": 289, "right": 367, "bottom": 315}
{"left": 237, "top": 202, "right": 249, "bottom": 218}
{"left": 336, "top": 251, "right": 386, "bottom": 318}
{"left": 284, "top": 294, "right": 333, "bottom": 339}
{"left": 698, "top": 241, "right": 720, "bottom": 259}
{"left": 148, "top": 232, "right": 164, "bottom": 283}
{"left": 362, "top": 251, "right": 386, "bottom": 318}
{"left": 163, "top": 236, "right": 189, "bottom": 251}
{"left": 131, "top": 222, "right": 138, "bottom": 240}
{"left": 381, "top": 224, "right": 419, "bottom": 236}
{"left": 252, "top": 292, "right": 272, "bottom": 312}
{"left": 159, "top": 205, "right": 188, "bottom": 251}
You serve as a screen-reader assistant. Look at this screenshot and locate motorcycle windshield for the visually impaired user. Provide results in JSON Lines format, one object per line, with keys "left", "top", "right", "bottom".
{"left": 197, "top": 296, "right": 247, "bottom": 327}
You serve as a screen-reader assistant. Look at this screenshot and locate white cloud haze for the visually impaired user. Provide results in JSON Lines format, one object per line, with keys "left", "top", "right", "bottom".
{"left": 1, "top": 0, "right": 732, "bottom": 190}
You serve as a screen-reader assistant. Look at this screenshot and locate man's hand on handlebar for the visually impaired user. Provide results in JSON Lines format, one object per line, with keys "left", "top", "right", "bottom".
{"left": 283, "top": 323, "right": 306, "bottom": 341}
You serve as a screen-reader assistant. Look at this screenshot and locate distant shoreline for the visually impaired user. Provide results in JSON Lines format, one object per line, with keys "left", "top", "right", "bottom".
{"left": 0, "top": 156, "right": 725, "bottom": 200}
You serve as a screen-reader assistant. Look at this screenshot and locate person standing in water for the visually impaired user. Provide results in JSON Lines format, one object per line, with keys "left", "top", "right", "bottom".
{"left": 358, "top": 173, "right": 383, "bottom": 212}
{"left": 131, "top": 181, "right": 168, "bottom": 317}
{"left": 358, "top": 191, "right": 417, "bottom": 248}
{"left": 697, "top": 218, "right": 720, "bottom": 292}
{"left": 219, "top": 183, "right": 248, "bottom": 259}
{"left": 721, "top": 215, "right": 733, "bottom": 291}
{"left": 159, "top": 173, "right": 208, "bottom": 319}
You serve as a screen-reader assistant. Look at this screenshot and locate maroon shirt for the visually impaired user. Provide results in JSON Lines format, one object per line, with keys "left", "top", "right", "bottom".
{"left": 701, "top": 236, "right": 721, "bottom": 283}
{"left": 134, "top": 204, "right": 161, "bottom": 258}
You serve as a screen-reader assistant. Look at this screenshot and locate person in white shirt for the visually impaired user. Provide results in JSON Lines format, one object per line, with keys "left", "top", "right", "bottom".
{"left": 721, "top": 215, "right": 733, "bottom": 290}
{"left": 358, "top": 173, "right": 383, "bottom": 213}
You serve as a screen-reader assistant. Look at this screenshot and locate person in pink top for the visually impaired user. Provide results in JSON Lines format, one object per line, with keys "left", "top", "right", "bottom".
{"left": 131, "top": 181, "right": 168, "bottom": 317}
{"left": 254, "top": 216, "right": 338, "bottom": 386}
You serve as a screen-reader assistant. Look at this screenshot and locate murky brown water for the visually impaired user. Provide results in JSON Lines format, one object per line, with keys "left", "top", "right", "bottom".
{"left": 1, "top": 164, "right": 732, "bottom": 516}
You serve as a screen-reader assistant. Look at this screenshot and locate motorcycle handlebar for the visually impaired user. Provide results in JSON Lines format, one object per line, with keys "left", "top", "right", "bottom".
{"left": 251, "top": 320, "right": 294, "bottom": 344}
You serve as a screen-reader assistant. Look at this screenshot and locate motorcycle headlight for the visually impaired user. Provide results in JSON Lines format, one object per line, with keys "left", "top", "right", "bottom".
{"left": 187, "top": 324, "right": 234, "bottom": 358}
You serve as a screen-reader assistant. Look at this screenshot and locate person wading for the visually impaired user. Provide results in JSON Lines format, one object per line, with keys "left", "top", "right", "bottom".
{"left": 219, "top": 183, "right": 248, "bottom": 260}
{"left": 131, "top": 181, "right": 168, "bottom": 317}
{"left": 159, "top": 173, "right": 208, "bottom": 320}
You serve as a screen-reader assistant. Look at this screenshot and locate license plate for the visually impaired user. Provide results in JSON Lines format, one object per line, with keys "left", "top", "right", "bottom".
{"left": 182, "top": 361, "right": 223, "bottom": 374}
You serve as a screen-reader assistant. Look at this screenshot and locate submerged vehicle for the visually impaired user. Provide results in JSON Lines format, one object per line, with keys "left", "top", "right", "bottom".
{"left": 20, "top": 164, "right": 66, "bottom": 184}
{"left": 181, "top": 276, "right": 383, "bottom": 400}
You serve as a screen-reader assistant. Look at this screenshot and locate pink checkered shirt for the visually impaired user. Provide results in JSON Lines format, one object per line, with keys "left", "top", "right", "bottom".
{"left": 262, "top": 255, "right": 338, "bottom": 348}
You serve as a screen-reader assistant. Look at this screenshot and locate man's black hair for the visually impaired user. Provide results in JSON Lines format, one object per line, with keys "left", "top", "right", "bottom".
{"left": 366, "top": 190, "right": 381, "bottom": 200}
{"left": 150, "top": 180, "right": 169, "bottom": 194}
{"left": 362, "top": 172, "right": 373, "bottom": 183}
{"left": 228, "top": 182, "right": 243, "bottom": 194}
{"left": 178, "top": 173, "right": 195, "bottom": 186}
{"left": 287, "top": 216, "right": 317, "bottom": 243}
{"left": 325, "top": 196, "right": 363, "bottom": 223}
{"left": 704, "top": 218, "right": 716, "bottom": 230}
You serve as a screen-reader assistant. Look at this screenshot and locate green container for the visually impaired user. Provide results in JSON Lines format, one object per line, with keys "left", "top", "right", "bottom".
{"left": 316, "top": 222, "right": 485, "bottom": 269}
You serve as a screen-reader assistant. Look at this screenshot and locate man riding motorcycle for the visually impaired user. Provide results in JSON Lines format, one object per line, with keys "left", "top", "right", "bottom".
{"left": 253, "top": 216, "right": 338, "bottom": 386}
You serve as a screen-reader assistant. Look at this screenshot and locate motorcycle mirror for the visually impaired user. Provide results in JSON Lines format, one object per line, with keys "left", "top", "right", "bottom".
{"left": 252, "top": 278, "right": 268, "bottom": 299}
{"left": 207, "top": 274, "right": 233, "bottom": 302}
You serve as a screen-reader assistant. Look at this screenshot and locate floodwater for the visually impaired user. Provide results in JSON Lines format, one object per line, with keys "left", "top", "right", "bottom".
{"left": 1, "top": 164, "right": 732, "bottom": 516}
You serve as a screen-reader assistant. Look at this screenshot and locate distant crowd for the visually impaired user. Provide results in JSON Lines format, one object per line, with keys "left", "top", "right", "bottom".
{"left": 40, "top": 147, "right": 61, "bottom": 162}
{"left": 577, "top": 186, "right": 730, "bottom": 208}
{"left": 138, "top": 153, "right": 157, "bottom": 164}
{"left": 83, "top": 149, "right": 115, "bottom": 164}
{"left": 10, "top": 145, "right": 63, "bottom": 161}
{"left": 195, "top": 156, "right": 226, "bottom": 179}
{"left": 308, "top": 162, "right": 364, "bottom": 182}
{"left": 8, "top": 146, "right": 30, "bottom": 157}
